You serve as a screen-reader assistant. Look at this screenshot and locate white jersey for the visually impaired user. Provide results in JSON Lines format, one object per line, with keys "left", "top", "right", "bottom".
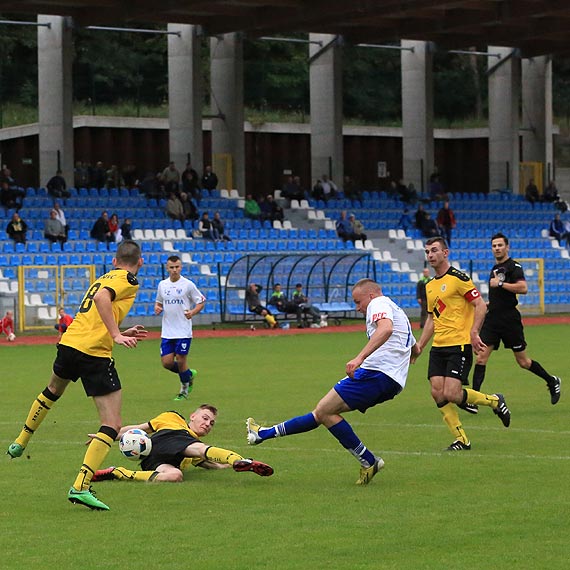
{"left": 362, "top": 295, "right": 415, "bottom": 388}
{"left": 156, "top": 276, "right": 206, "bottom": 339}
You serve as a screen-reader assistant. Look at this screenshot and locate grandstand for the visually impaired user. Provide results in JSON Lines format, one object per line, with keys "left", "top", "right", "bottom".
{"left": 1, "top": 186, "right": 569, "bottom": 331}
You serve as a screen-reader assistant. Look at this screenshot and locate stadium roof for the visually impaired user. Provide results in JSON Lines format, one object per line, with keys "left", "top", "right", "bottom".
{"left": 3, "top": 0, "right": 570, "bottom": 57}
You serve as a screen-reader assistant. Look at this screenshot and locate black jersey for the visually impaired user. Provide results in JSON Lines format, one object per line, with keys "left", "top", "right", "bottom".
{"left": 488, "top": 257, "right": 525, "bottom": 311}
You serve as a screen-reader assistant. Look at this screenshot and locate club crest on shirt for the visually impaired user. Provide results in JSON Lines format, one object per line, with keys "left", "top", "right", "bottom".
{"left": 441, "top": 284, "right": 447, "bottom": 292}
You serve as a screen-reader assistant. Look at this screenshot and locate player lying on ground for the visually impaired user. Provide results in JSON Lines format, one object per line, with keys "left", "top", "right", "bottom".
{"left": 92, "top": 404, "right": 273, "bottom": 483}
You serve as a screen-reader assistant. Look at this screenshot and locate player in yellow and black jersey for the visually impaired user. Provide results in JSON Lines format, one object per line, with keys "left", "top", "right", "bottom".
{"left": 7, "top": 240, "right": 148, "bottom": 511}
{"left": 90, "top": 404, "right": 273, "bottom": 483}
{"left": 412, "top": 237, "right": 511, "bottom": 451}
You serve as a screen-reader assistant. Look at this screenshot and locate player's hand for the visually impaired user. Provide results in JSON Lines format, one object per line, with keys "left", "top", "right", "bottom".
{"left": 345, "top": 357, "right": 362, "bottom": 378}
{"left": 471, "top": 333, "right": 486, "bottom": 353}
{"left": 184, "top": 310, "right": 193, "bottom": 320}
{"left": 410, "top": 343, "right": 422, "bottom": 364}
{"left": 154, "top": 304, "right": 163, "bottom": 315}
{"left": 114, "top": 333, "right": 140, "bottom": 348}
{"left": 122, "top": 325, "right": 148, "bottom": 338}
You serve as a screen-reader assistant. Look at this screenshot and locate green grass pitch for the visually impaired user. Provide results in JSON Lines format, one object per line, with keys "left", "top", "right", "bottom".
{"left": 1, "top": 325, "right": 568, "bottom": 570}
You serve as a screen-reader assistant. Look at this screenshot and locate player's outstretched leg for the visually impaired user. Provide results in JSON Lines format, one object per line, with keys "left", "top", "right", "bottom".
{"left": 492, "top": 393, "right": 511, "bottom": 427}
{"left": 548, "top": 376, "right": 561, "bottom": 405}
{"left": 246, "top": 417, "right": 263, "bottom": 445}
{"left": 246, "top": 413, "right": 319, "bottom": 445}
{"left": 233, "top": 458, "right": 274, "bottom": 477}
{"left": 356, "top": 457, "right": 385, "bottom": 486}
{"left": 67, "top": 487, "right": 110, "bottom": 511}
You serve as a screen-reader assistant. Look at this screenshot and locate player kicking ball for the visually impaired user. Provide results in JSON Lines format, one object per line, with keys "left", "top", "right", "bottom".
{"left": 246, "top": 278, "right": 418, "bottom": 485}
{"left": 92, "top": 404, "right": 273, "bottom": 483}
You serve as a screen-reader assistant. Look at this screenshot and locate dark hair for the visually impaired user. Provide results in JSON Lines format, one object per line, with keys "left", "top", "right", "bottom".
{"left": 425, "top": 236, "right": 448, "bottom": 249}
{"left": 167, "top": 255, "right": 181, "bottom": 264}
{"left": 196, "top": 404, "right": 218, "bottom": 416}
{"left": 295, "top": 283, "right": 302, "bottom": 287}
{"left": 116, "top": 240, "right": 141, "bottom": 266}
{"left": 491, "top": 232, "right": 509, "bottom": 245}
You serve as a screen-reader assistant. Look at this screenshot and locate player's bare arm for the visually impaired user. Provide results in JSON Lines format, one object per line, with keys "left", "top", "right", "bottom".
{"left": 469, "top": 295, "right": 487, "bottom": 353}
{"left": 185, "top": 300, "right": 206, "bottom": 320}
{"left": 346, "top": 318, "right": 393, "bottom": 378}
{"left": 489, "top": 275, "right": 528, "bottom": 294}
{"left": 122, "top": 325, "right": 148, "bottom": 339}
{"left": 413, "top": 314, "right": 434, "bottom": 362}
{"left": 93, "top": 288, "right": 138, "bottom": 348}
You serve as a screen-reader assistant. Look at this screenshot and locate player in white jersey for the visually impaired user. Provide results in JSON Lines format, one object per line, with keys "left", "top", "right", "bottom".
{"left": 155, "top": 256, "right": 206, "bottom": 400}
{"left": 246, "top": 278, "right": 419, "bottom": 485}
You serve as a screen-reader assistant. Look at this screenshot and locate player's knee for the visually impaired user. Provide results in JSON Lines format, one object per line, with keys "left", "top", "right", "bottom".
{"left": 311, "top": 409, "right": 326, "bottom": 425}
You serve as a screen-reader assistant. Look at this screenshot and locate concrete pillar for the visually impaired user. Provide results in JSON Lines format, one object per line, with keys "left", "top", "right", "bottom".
{"left": 522, "top": 56, "right": 553, "bottom": 182}
{"left": 210, "top": 33, "right": 244, "bottom": 193}
{"left": 168, "top": 24, "right": 203, "bottom": 176}
{"left": 309, "top": 34, "right": 343, "bottom": 189}
{"left": 488, "top": 46, "right": 521, "bottom": 193}
{"left": 401, "top": 40, "right": 434, "bottom": 192}
{"left": 38, "top": 15, "right": 74, "bottom": 188}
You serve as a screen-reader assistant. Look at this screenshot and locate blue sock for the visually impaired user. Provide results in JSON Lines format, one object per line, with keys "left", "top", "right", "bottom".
{"left": 259, "top": 412, "right": 319, "bottom": 440}
{"left": 328, "top": 419, "right": 376, "bottom": 468}
{"left": 170, "top": 362, "right": 179, "bottom": 374}
{"left": 179, "top": 368, "right": 192, "bottom": 387}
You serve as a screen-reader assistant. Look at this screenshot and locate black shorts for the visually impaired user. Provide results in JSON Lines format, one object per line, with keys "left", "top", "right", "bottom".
{"left": 141, "top": 429, "right": 199, "bottom": 471}
{"left": 53, "top": 344, "right": 121, "bottom": 397}
{"left": 428, "top": 345, "right": 473, "bottom": 385}
{"left": 480, "top": 310, "right": 527, "bottom": 352}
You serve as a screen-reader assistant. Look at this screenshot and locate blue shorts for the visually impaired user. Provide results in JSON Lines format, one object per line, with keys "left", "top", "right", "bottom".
{"left": 160, "top": 338, "right": 192, "bottom": 357}
{"left": 334, "top": 368, "right": 402, "bottom": 413}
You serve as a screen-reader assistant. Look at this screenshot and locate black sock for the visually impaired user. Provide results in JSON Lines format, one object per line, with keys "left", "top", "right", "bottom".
{"left": 529, "top": 360, "right": 553, "bottom": 384}
{"left": 472, "top": 364, "right": 486, "bottom": 391}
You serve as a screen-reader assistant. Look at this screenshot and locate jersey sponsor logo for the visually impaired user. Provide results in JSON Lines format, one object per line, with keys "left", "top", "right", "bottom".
{"left": 164, "top": 298, "right": 185, "bottom": 305}
{"left": 371, "top": 312, "right": 387, "bottom": 321}
{"left": 464, "top": 288, "right": 480, "bottom": 302}
{"left": 433, "top": 297, "right": 446, "bottom": 318}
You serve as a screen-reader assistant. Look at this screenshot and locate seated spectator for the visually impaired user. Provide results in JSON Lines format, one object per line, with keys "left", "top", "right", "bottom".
{"left": 212, "top": 211, "right": 231, "bottom": 241}
{"left": 549, "top": 213, "right": 570, "bottom": 248}
{"left": 52, "top": 201, "right": 68, "bottom": 236}
{"left": 1, "top": 180, "right": 17, "bottom": 210}
{"left": 397, "top": 208, "right": 413, "bottom": 231}
{"left": 106, "top": 165, "right": 124, "bottom": 189}
{"left": 180, "top": 192, "right": 199, "bottom": 221}
{"left": 265, "top": 194, "right": 284, "bottom": 222}
{"left": 313, "top": 174, "right": 337, "bottom": 202}
{"left": 6, "top": 212, "right": 27, "bottom": 244}
{"left": 198, "top": 212, "right": 216, "bottom": 241}
{"left": 281, "top": 175, "right": 304, "bottom": 202}
{"left": 90, "top": 211, "right": 113, "bottom": 243}
{"left": 414, "top": 204, "right": 426, "bottom": 229}
{"left": 347, "top": 214, "right": 366, "bottom": 244}
{"left": 543, "top": 180, "right": 559, "bottom": 203}
{"left": 120, "top": 218, "right": 133, "bottom": 240}
{"left": 268, "top": 283, "right": 304, "bottom": 328}
{"left": 201, "top": 165, "right": 218, "bottom": 192}
{"left": 525, "top": 178, "right": 540, "bottom": 208}
{"left": 342, "top": 175, "right": 362, "bottom": 201}
{"left": 182, "top": 164, "right": 201, "bottom": 199}
{"left": 139, "top": 171, "right": 161, "bottom": 198}
{"left": 122, "top": 164, "right": 138, "bottom": 189}
{"left": 44, "top": 209, "right": 67, "bottom": 245}
{"left": 54, "top": 307, "right": 73, "bottom": 339}
{"left": 245, "top": 283, "right": 277, "bottom": 328}
{"left": 420, "top": 212, "right": 440, "bottom": 239}
{"left": 0, "top": 167, "right": 25, "bottom": 210}
{"left": 46, "top": 170, "right": 70, "bottom": 199}
{"left": 166, "top": 192, "right": 185, "bottom": 222}
{"left": 436, "top": 201, "right": 456, "bottom": 246}
{"left": 161, "top": 161, "right": 180, "bottom": 194}
{"left": 335, "top": 210, "right": 353, "bottom": 242}
{"left": 292, "top": 283, "right": 323, "bottom": 328}
{"left": 396, "top": 179, "right": 418, "bottom": 205}
{"left": 244, "top": 194, "right": 262, "bottom": 220}
{"left": 108, "top": 213, "right": 122, "bottom": 243}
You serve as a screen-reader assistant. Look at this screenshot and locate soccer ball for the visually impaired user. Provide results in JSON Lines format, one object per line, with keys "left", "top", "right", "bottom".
{"left": 7, "top": 333, "right": 16, "bottom": 342}
{"left": 119, "top": 428, "right": 152, "bottom": 461}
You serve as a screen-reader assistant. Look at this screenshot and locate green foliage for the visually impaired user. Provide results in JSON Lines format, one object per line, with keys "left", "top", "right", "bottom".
{"left": 1, "top": 325, "right": 569, "bottom": 569}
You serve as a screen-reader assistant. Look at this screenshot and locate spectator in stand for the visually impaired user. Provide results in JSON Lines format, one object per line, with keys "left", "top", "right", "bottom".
{"left": 428, "top": 174, "right": 447, "bottom": 201}
{"left": 106, "top": 165, "right": 124, "bottom": 190}
{"left": 245, "top": 283, "right": 277, "bottom": 328}
{"left": 6, "top": 212, "right": 27, "bottom": 244}
{"left": 90, "top": 211, "right": 113, "bottom": 243}
{"left": 180, "top": 192, "right": 199, "bottom": 222}
{"left": 46, "top": 170, "right": 70, "bottom": 199}
{"left": 121, "top": 218, "right": 133, "bottom": 241}
{"left": 268, "top": 283, "right": 304, "bottom": 328}
{"left": 436, "top": 201, "right": 457, "bottom": 246}
{"left": 52, "top": 202, "right": 68, "bottom": 237}
{"left": 166, "top": 192, "right": 185, "bottom": 223}
{"left": 244, "top": 194, "right": 262, "bottom": 220}
{"left": 198, "top": 212, "right": 216, "bottom": 241}
{"left": 55, "top": 308, "right": 74, "bottom": 339}
{"left": 0, "top": 168, "right": 24, "bottom": 209}
{"left": 313, "top": 174, "right": 338, "bottom": 203}
{"left": 292, "top": 283, "right": 323, "bottom": 328}
{"left": 161, "top": 161, "right": 180, "bottom": 194}
{"left": 108, "top": 213, "right": 122, "bottom": 243}
{"left": 336, "top": 210, "right": 353, "bottom": 242}
{"left": 265, "top": 194, "right": 284, "bottom": 222}
{"left": 281, "top": 175, "right": 304, "bottom": 202}
{"left": 122, "top": 165, "right": 138, "bottom": 189}
{"left": 343, "top": 175, "right": 362, "bottom": 202}
{"left": 414, "top": 204, "right": 426, "bottom": 230}
{"left": 420, "top": 212, "right": 440, "bottom": 239}
{"left": 348, "top": 214, "right": 367, "bottom": 244}
{"left": 182, "top": 163, "right": 201, "bottom": 199}
{"left": 543, "top": 180, "right": 559, "bottom": 203}
{"left": 1, "top": 180, "right": 17, "bottom": 210}
{"left": 139, "top": 171, "right": 161, "bottom": 199}
{"left": 212, "top": 211, "right": 231, "bottom": 242}
{"left": 44, "top": 209, "right": 67, "bottom": 245}
{"left": 201, "top": 165, "right": 218, "bottom": 192}
{"left": 397, "top": 208, "right": 413, "bottom": 232}
{"left": 1, "top": 310, "right": 15, "bottom": 340}
{"left": 549, "top": 213, "right": 570, "bottom": 248}
{"left": 525, "top": 178, "right": 540, "bottom": 208}
{"left": 74, "top": 161, "right": 89, "bottom": 189}
{"left": 91, "top": 161, "right": 107, "bottom": 189}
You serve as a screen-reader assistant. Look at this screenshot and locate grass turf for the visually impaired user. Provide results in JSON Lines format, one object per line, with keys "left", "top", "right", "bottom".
{"left": 1, "top": 325, "right": 568, "bottom": 569}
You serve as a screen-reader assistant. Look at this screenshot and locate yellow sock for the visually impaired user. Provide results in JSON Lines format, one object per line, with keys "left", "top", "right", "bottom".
{"left": 112, "top": 467, "right": 159, "bottom": 482}
{"left": 265, "top": 315, "right": 277, "bottom": 328}
{"left": 15, "top": 390, "right": 57, "bottom": 448}
{"left": 465, "top": 389, "right": 499, "bottom": 408}
{"left": 204, "top": 446, "right": 243, "bottom": 466}
{"left": 73, "top": 431, "right": 115, "bottom": 491}
{"left": 439, "top": 403, "right": 469, "bottom": 444}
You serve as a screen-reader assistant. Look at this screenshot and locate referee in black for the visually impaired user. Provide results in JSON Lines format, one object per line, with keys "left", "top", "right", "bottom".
{"left": 469, "top": 232, "right": 561, "bottom": 411}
